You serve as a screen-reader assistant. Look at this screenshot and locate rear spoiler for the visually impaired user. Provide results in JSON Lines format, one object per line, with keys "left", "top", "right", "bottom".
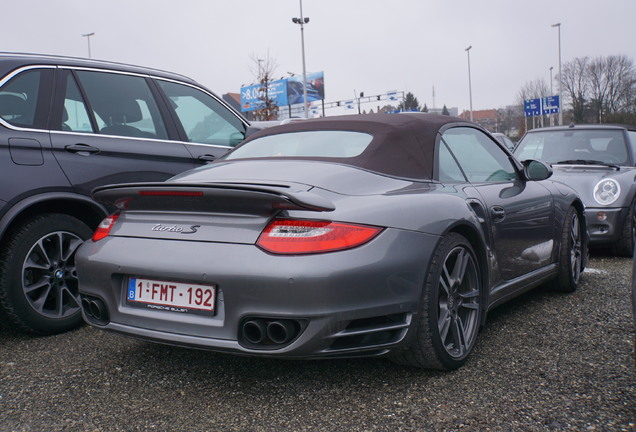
{"left": 91, "top": 182, "right": 335, "bottom": 214}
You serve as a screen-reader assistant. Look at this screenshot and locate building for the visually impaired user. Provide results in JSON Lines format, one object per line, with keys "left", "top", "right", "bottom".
{"left": 459, "top": 109, "right": 498, "bottom": 131}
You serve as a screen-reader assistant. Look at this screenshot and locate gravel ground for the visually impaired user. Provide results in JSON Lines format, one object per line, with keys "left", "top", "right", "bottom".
{"left": 0, "top": 255, "right": 634, "bottom": 432}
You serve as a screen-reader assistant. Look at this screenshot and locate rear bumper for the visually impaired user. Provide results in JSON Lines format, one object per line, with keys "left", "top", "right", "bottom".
{"left": 76, "top": 228, "right": 439, "bottom": 359}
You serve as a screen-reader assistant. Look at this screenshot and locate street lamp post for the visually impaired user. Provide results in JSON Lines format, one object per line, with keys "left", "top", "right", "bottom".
{"left": 549, "top": 66, "right": 554, "bottom": 126}
{"left": 551, "top": 23, "right": 562, "bottom": 125}
{"left": 82, "top": 32, "right": 95, "bottom": 58}
{"left": 292, "top": 0, "right": 309, "bottom": 118}
{"left": 465, "top": 45, "right": 473, "bottom": 122}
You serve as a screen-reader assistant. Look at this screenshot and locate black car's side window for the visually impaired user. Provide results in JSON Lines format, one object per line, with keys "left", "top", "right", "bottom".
{"left": 0, "top": 69, "right": 43, "bottom": 128}
{"left": 157, "top": 80, "right": 245, "bottom": 147}
{"left": 442, "top": 127, "right": 518, "bottom": 182}
{"left": 75, "top": 70, "right": 168, "bottom": 140}
{"left": 61, "top": 73, "right": 93, "bottom": 133}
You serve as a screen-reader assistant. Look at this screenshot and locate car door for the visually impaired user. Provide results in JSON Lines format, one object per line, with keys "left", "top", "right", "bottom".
{"left": 153, "top": 79, "right": 247, "bottom": 163}
{"left": 0, "top": 67, "right": 73, "bottom": 203}
{"left": 49, "top": 68, "right": 195, "bottom": 196}
{"left": 439, "top": 126, "right": 555, "bottom": 280}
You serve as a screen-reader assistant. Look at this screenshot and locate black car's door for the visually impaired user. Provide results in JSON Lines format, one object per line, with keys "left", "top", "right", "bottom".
{"left": 48, "top": 69, "right": 195, "bottom": 195}
{"left": 0, "top": 67, "right": 71, "bottom": 203}
{"left": 439, "top": 126, "right": 555, "bottom": 280}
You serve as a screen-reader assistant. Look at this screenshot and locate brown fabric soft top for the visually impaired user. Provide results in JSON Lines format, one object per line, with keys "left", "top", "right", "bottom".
{"left": 236, "top": 113, "right": 465, "bottom": 180}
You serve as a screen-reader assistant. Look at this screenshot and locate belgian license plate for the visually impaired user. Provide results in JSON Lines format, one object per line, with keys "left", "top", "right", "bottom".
{"left": 127, "top": 277, "right": 216, "bottom": 315}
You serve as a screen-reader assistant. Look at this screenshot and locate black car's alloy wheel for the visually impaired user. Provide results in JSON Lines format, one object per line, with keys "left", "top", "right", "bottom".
{"left": 392, "top": 233, "right": 482, "bottom": 370}
{"left": 0, "top": 214, "right": 93, "bottom": 334}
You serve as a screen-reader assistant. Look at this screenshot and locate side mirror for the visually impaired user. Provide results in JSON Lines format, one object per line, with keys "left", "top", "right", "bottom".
{"left": 523, "top": 159, "right": 553, "bottom": 181}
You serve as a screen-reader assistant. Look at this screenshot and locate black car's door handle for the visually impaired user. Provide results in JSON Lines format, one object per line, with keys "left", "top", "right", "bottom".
{"left": 490, "top": 206, "right": 506, "bottom": 223}
{"left": 65, "top": 144, "right": 100, "bottom": 156}
{"left": 197, "top": 154, "right": 217, "bottom": 162}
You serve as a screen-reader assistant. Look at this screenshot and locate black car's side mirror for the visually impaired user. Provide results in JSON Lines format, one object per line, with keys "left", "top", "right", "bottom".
{"left": 523, "top": 159, "right": 553, "bottom": 181}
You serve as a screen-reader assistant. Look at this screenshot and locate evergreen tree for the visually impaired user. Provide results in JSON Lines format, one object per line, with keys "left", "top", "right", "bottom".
{"left": 398, "top": 92, "right": 420, "bottom": 111}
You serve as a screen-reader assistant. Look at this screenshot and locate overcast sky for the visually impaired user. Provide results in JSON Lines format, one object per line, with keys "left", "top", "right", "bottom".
{"left": 3, "top": 0, "right": 635, "bottom": 116}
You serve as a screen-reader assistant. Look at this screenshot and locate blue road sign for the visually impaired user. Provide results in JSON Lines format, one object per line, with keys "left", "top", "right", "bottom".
{"left": 524, "top": 98, "right": 541, "bottom": 117}
{"left": 542, "top": 96, "right": 560, "bottom": 115}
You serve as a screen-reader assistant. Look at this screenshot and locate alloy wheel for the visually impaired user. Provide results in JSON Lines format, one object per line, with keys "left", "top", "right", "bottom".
{"left": 21, "top": 231, "right": 84, "bottom": 319}
{"left": 437, "top": 246, "right": 480, "bottom": 359}
{"left": 569, "top": 211, "right": 582, "bottom": 284}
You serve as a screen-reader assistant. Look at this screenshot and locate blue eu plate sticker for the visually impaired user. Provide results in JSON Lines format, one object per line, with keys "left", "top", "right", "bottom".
{"left": 128, "top": 278, "right": 137, "bottom": 300}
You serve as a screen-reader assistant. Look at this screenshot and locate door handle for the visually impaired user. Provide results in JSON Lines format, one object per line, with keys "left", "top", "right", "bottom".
{"left": 490, "top": 206, "right": 506, "bottom": 223}
{"left": 197, "top": 154, "right": 217, "bottom": 162}
{"left": 65, "top": 143, "right": 100, "bottom": 156}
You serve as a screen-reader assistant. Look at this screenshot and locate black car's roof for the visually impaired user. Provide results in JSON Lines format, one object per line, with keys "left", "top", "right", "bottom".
{"left": 0, "top": 52, "right": 194, "bottom": 84}
{"left": 234, "top": 113, "right": 473, "bottom": 180}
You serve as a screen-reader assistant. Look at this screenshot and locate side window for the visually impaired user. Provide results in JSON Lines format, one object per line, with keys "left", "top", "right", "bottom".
{"left": 629, "top": 131, "right": 636, "bottom": 164}
{"left": 442, "top": 127, "right": 518, "bottom": 182}
{"left": 438, "top": 140, "right": 466, "bottom": 182}
{"left": 75, "top": 70, "right": 168, "bottom": 139}
{"left": 0, "top": 69, "right": 42, "bottom": 128}
{"left": 62, "top": 74, "right": 93, "bottom": 133}
{"left": 157, "top": 80, "right": 245, "bottom": 147}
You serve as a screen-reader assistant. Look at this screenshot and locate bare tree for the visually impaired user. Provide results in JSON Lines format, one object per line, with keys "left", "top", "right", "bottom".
{"left": 588, "top": 55, "right": 635, "bottom": 122}
{"left": 497, "top": 105, "right": 522, "bottom": 138}
{"left": 560, "top": 56, "right": 589, "bottom": 123}
{"left": 516, "top": 78, "right": 551, "bottom": 128}
{"left": 516, "top": 78, "right": 550, "bottom": 106}
{"left": 250, "top": 53, "right": 279, "bottom": 121}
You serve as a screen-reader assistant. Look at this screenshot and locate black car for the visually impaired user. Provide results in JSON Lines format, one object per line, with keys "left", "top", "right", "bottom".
{"left": 0, "top": 52, "right": 250, "bottom": 334}
{"left": 514, "top": 124, "right": 636, "bottom": 256}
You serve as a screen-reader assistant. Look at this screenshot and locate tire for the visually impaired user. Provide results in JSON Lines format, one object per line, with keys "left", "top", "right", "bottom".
{"left": 391, "top": 233, "right": 482, "bottom": 370}
{"left": 612, "top": 199, "right": 635, "bottom": 257}
{"left": 0, "top": 213, "right": 93, "bottom": 335}
{"left": 554, "top": 206, "right": 583, "bottom": 293}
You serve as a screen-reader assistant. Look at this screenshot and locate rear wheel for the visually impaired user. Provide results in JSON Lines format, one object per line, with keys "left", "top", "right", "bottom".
{"left": 0, "top": 214, "right": 93, "bottom": 334}
{"left": 554, "top": 206, "right": 583, "bottom": 293}
{"left": 613, "top": 199, "right": 635, "bottom": 257}
{"left": 391, "top": 233, "right": 482, "bottom": 370}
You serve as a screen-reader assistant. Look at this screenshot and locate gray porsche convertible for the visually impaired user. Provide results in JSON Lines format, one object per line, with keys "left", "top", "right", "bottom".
{"left": 76, "top": 113, "right": 586, "bottom": 370}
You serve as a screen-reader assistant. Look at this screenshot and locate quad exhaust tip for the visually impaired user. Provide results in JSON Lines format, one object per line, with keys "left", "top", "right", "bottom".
{"left": 80, "top": 295, "right": 109, "bottom": 325}
{"left": 240, "top": 318, "right": 302, "bottom": 348}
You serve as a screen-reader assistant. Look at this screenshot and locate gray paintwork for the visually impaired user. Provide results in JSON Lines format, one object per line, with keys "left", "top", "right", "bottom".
{"left": 76, "top": 115, "right": 585, "bottom": 361}
{"left": 515, "top": 124, "right": 636, "bottom": 254}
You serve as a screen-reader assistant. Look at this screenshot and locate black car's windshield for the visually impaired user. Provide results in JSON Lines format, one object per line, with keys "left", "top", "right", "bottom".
{"left": 514, "top": 129, "right": 629, "bottom": 166}
{"left": 224, "top": 130, "right": 373, "bottom": 160}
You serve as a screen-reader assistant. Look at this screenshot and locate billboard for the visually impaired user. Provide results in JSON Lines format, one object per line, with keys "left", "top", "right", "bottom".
{"left": 240, "top": 72, "right": 324, "bottom": 112}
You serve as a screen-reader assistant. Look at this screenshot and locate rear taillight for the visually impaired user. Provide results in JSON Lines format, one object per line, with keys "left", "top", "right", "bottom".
{"left": 92, "top": 213, "right": 120, "bottom": 242}
{"left": 256, "top": 219, "right": 382, "bottom": 255}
